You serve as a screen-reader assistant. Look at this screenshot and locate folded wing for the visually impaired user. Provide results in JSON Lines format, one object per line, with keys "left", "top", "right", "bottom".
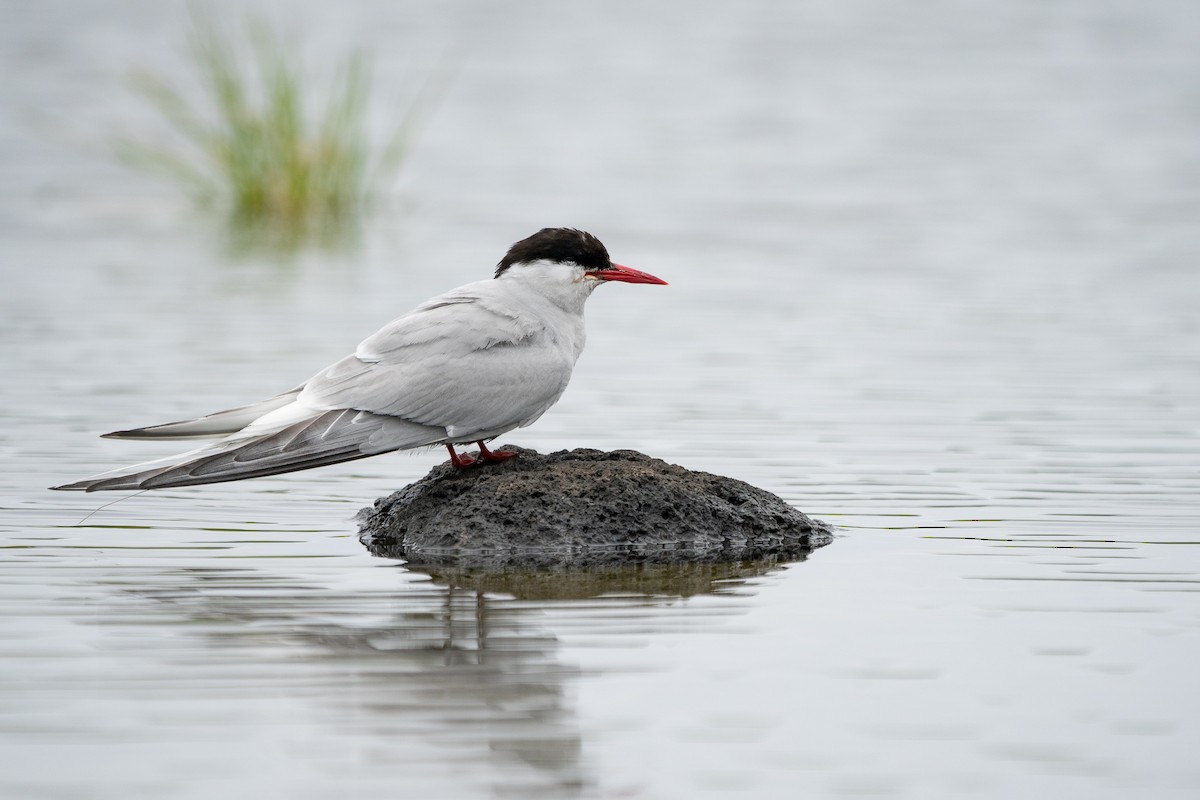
{"left": 301, "top": 286, "right": 576, "bottom": 437}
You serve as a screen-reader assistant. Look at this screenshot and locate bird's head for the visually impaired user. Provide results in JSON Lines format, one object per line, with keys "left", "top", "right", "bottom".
{"left": 495, "top": 228, "right": 667, "bottom": 301}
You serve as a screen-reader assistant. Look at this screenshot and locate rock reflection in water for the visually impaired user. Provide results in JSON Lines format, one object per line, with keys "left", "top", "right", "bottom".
{"left": 361, "top": 519, "right": 834, "bottom": 577}
{"left": 398, "top": 552, "right": 825, "bottom": 601}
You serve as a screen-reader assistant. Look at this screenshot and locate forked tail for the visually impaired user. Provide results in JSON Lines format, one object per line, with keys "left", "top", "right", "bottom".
{"left": 51, "top": 409, "right": 446, "bottom": 491}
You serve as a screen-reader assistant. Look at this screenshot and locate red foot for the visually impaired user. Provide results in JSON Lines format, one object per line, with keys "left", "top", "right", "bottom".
{"left": 446, "top": 442, "right": 518, "bottom": 469}
{"left": 446, "top": 445, "right": 477, "bottom": 469}
{"left": 477, "top": 441, "right": 518, "bottom": 463}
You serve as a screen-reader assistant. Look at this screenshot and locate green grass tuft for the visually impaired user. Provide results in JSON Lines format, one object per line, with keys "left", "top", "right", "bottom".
{"left": 118, "top": 9, "right": 427, "bottom": 242}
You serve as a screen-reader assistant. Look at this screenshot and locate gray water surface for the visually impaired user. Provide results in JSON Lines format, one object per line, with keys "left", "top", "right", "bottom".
{"left": 3, "top": 1, "right": 1200, "bottom": 798}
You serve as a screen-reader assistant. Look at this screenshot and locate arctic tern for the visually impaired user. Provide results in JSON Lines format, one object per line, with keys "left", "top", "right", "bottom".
{"left": 52, "top": 228, "right": 667, "bottom": 492}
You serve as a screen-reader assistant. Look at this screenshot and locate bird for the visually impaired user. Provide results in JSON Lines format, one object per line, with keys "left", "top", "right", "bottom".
{"left": 52, "top": 228, "right": 667, "bottom": 492}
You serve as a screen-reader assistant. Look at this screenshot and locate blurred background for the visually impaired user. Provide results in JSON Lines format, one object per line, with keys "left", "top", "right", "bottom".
{"left": 2, "top": 1, "right": 1199, "bottom": 798}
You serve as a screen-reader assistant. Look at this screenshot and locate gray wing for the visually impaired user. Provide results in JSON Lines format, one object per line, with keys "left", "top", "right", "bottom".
{"left": 300, "top": 287, "right": 577, "bottom": 438}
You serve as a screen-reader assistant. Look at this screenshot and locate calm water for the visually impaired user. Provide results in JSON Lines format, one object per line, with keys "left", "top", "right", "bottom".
{"left": 3, "top": 1, "right": 1200, "bottom": 798}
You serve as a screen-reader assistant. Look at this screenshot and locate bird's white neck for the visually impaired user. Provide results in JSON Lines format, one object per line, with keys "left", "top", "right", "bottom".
{"left": 496, "top": 260, "right": 600, "bottom": 316}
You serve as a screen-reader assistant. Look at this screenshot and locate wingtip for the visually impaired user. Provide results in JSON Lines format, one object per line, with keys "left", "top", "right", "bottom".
{"left": 50, "top": 475, "right": 146, "bottom": 492}
{"left": 49, "top": 482, "right": 90, "bottom": 492}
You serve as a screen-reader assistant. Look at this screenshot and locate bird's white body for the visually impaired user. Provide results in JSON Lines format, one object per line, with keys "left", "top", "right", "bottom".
{"left": 247, "top": 261, "right": 594, "bottom": 446}
{"left": 53, "top": 229, "right": 666, "bottom": 492}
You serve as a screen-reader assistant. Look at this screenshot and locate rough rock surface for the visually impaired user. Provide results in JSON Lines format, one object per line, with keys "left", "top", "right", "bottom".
{"left": 357, "top": 447, "right": 833, "bottom": 568}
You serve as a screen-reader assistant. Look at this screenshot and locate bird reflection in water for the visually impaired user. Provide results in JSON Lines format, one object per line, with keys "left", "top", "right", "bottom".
{"left": 100, "top": 538, "right": 827, "bottom": 797}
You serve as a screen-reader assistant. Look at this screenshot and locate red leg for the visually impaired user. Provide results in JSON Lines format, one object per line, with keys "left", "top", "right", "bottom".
{"left": 446, "top": 444, "right": 477, "bottom": 469}
{"left": 476, "top": 441, "right": 518, "bottom": 463}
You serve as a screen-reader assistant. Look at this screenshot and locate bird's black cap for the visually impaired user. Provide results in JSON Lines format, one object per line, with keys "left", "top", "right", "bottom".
{"left": 495, "top": 228, "right": 612, "bottom": 278}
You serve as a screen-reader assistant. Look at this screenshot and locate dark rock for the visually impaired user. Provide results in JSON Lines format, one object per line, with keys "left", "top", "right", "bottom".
{"left": 357, "top": 447, "right": 833, "bottom": 568}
